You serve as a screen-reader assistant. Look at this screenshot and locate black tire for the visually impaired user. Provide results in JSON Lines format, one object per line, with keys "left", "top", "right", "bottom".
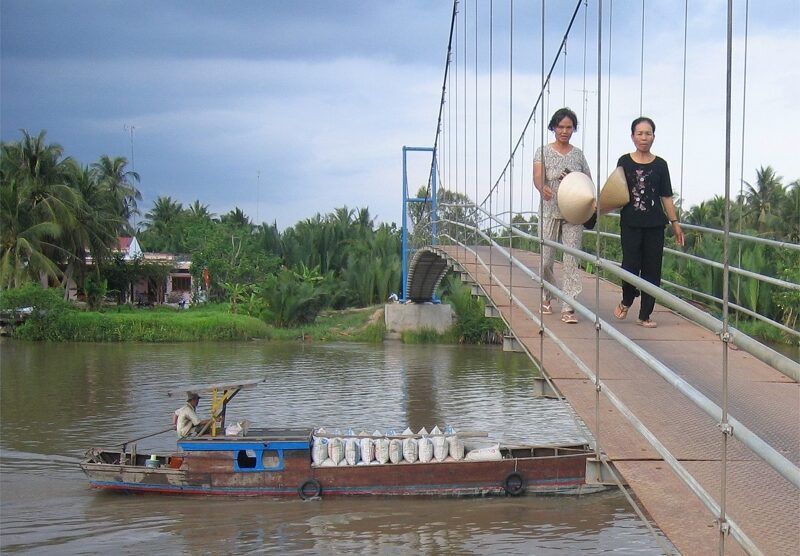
{"left": 298, "top": 478, "right": 321, "bottom": 500}
{"left": 503, "top": 472, "right": 526, "bottom": 496}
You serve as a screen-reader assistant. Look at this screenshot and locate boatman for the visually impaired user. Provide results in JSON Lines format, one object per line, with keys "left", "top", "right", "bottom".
{"left": 174, "top": 392, "right": 212, "bottom": 438}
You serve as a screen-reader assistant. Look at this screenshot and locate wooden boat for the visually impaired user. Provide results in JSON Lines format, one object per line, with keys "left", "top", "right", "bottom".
{"left": 80, "top": 379, "right": 604, "bottom": 498}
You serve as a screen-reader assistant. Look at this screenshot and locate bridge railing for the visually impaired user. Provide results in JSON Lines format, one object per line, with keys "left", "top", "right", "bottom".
{"left": 429, "top": 213, "right": 798, "bottom": 554}
{"left": 436, "top": 201, "right": 800, "bottom": 343}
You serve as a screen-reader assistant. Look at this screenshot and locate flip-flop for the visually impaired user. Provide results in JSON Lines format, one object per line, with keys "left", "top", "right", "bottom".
{"left": 636, "top": 319, "right": 657, "bottom": 328}
{"left": 614, "top": 302, "right": 629, "bottom": 320}
{"left": 541, "top": 302, "right": 553, "bottom": 315}
{"left": 561, "top": 312, "right": 578, "bottom": 324}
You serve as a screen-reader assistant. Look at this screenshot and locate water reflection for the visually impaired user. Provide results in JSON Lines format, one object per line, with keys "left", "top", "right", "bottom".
{"left": 0, "top": 338, "right": 672, "bottom": 554}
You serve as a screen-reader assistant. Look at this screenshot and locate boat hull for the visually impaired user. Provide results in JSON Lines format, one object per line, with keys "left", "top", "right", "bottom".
{"left": 81, "top": 440, "right": 602, "bottom": 498}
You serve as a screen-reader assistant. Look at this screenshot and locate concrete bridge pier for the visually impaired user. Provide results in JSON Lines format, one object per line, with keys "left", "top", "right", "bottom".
{"left": 384, "top": 303, "right": 454, "bottom": 340}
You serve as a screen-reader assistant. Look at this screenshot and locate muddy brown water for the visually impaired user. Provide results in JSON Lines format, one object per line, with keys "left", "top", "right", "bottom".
{"left": 0, "top": 338, "right": 672, "bottom": 554}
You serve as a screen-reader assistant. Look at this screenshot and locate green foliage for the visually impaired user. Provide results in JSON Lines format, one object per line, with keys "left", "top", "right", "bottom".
{"left": 14, "top": 304, "right": 269, "bottom": 342}
{"left": 260, "top": 268, "right": 325, "bottom": 327}
{"left": 222, "top": 282, "right": 247, "bottom": 314}
{"left": 772, "top": 251, "right": 800, "bottom": 332}
{"left": 83, "top": 274, "right": 107, "bottom": 310}
{"left": 0, "top": 282, "right": 68, "bottom": 312}
{"left": 401, "top": 327, "right": 454, "bottom": 344}
{"left": 438, "top": 273, "right": 504, "bottom": 344}
{"left": 0, "top": 283, "right": 71, "bottom": 340}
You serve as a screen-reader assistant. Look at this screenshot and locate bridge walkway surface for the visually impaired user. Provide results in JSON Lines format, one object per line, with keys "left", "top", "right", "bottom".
{"left": 435, "top": 244, "right": 799, "bottom": 555}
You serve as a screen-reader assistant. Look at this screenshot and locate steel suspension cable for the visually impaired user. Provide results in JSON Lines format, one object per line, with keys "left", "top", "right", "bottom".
{"left": 489, "top": 0, "right": 494, "bottom": 283}
{"left": 735, "top": 0, "right": 750, "bottom": 330}
{"left": 537, "top": 0, "right": 546, "bottom": 392}
{"left": 428, "top": 1, "right": 459, "bottom": 201}
{"left": 509, "top": 0, "right": 514, "bottom": 316}
{"left": 480, "top": 0, "right": 584, "bottom": 207}
{"left": 594, "top": 0, "right": 604, "bottom": 465}
{"left": 605, "top": 1, "right": 613, "bottom": 178}
{"left": 581, "top": 0, "right": 588, "bottom": 152}
{"left": 474, "top": 0, "right": 479, "bottom": 261}
{"left": 719, "top": 1, "right": 735, "bottom": 550}
{"left": 679, "top": 0, "right": 688, "bottom": 207}
{"left": 639, "top": 0, "right": 645, "bottom": 115}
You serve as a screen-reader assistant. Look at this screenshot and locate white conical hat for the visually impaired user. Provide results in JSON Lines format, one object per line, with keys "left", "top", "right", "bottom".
{"left": 599, "top": 166, "right": 630, "bottom": 211}
{"left": 557, "top": 172, "right": 596, "bottom": 224}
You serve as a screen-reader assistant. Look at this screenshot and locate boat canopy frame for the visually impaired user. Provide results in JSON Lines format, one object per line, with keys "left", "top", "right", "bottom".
{"left": 168, "top": 378, "right": 265, "bottom": 437}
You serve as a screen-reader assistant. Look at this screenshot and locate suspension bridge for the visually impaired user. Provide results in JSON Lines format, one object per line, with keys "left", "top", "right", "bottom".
{"left": 400, "top": 2, "right": 799, "bottom": 554}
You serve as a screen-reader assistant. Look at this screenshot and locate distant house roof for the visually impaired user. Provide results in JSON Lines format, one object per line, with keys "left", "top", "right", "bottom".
{"left": 117, "top": 236, "right": 143, "bottom": 261}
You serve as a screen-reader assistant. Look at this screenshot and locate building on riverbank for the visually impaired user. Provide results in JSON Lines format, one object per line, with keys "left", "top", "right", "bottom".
{"left": 69, "top": 236, "right": 194, "bottom": 307}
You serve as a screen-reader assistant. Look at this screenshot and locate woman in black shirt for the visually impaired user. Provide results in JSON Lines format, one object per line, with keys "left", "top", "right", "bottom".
{"left": 613, "top": 117, "right": 684, "bottom": 328}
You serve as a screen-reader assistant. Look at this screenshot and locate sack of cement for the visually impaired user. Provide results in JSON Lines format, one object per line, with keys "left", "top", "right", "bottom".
{"left": 375, "top": 438, "right": 390, "bottom": 464}
{"left": 432, "top": 435, "right": 448, "bottom": 461}
{"left": 447, "top": 435, "right": 465, "bottom": 461}
{"left": 418, "top": 436, "right": 434, "bottom": 463}
{"left": 402, "top": 437, "right": 418, "bottom": 463}
{"left": 389, "top": 438, "right": 403, "bottom": 463}
{"left": 344, "top": 437, "right": 361, "bottom": 466}
{"left": 312, "top": 436, "right": 329, "bottom": 466}
{"left": 328, "top": 437, "right": 345, "bottom": 465}
{"left": 359, "top": 436, "right": 374, "bottom": 464}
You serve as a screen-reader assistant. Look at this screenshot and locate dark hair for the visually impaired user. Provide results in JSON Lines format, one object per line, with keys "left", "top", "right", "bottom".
{"left": 548, "top": 108, "right": 578, "bottom": 132}
{"left": 631, "top": 117, "right": 656, "bottom": 134}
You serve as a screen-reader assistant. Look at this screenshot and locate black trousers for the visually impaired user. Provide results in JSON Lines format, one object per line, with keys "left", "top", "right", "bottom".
{"left": 619, "top": 224, "right": 665, "bottom": 321}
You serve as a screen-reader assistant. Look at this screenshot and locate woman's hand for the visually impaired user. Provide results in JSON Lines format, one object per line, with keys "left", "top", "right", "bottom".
{"left": 541, "top": 185, "right": 554, "bottom": 201}
{"left": 672, "top": 221, "right": 685, "bottom": 246}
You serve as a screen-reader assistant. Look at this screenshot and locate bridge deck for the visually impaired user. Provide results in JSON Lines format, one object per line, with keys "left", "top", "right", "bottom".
{"left": 437, "top": 245, "right": 799, "bottom": 556}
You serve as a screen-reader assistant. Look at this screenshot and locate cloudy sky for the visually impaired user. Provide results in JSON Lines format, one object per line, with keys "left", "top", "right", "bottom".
{"left": 2, "top": 1, "right": 798, "bottom": 230}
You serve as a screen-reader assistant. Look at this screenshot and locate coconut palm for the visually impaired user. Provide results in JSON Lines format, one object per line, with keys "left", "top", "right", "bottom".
{"left": 91, "top": 155, "right": 141, "bottom": 224}
{"left": 742, "top": 166, "right": 785, "bottom": 235}
{"left": 0, "top": 177, "right": 63, "bottom": 289}
{"left": 220, "top": 207, "right": 252, "bottom": 231}
{"left": 142, "top": 196, "right": 184, "bottom": 252}
{"left": 0, "top": 131, "right": 81, "bottom": 287}
{"left": 59, "top": 161, "right": 124, "bottom": 295}
{"left": 187, "top": 200, "right": 215, "bottom": 221}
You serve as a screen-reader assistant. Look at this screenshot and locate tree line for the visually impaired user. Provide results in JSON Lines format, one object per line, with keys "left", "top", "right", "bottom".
{"left": 1, "top": 130, "right": 401, "bottom": 327}
{"left": 2, "top": 129, "right": 797, "bottom": 337}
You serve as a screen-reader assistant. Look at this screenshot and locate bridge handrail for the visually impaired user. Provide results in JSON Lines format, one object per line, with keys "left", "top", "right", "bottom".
{"left": 440, "top": 205, "right": 800, "bottom": 292}
{"left": 440, "top": 239, "right": 762, "bottom": 554}
{"left": 433, "top": 232, "right": 800, "bottom": 491}
{"left": 440, "top": 214, "right": 800, "bottom": 377}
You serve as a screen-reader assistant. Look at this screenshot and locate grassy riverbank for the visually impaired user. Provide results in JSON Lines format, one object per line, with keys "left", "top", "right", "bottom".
{"left": 10, "top": 300, "right": 388, "bottom": 343}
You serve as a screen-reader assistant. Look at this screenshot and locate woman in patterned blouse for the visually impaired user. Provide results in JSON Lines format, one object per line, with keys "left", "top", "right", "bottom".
{"left": 533, "top": 107, "right": 592, "bottom": 324}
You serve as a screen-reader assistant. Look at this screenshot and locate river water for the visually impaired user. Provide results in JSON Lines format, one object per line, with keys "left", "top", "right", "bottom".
{"left": 0, "top": 338, "right": 672, "bottom": 554}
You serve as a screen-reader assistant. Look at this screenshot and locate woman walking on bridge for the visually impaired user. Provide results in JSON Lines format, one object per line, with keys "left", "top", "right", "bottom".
{"left": 613, "top": 117, "right": 684, "bottom": 328}
{"left": 534, "top": 107, "right": 592, "bottom": 324}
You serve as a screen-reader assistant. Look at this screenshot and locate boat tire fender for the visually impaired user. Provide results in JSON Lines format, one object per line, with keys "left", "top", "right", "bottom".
{"left": 503, "top": 472, "right": 526, "bottom": 496}
{"left": 298, "top": 478, "right": 321, "bottom": 500}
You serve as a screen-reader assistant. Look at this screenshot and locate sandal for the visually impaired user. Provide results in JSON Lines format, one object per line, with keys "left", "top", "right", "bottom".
{"left": 636, "top": 319, "right": 657, "bottom": 328}
{"left": 561, "top": 311, "right": 578, "bottom": 324}
{"left": 541, "top": 302, "right": 553, "bottom": 315}
{"left": 613, "top": 302, "right": 629, "bottom": 320}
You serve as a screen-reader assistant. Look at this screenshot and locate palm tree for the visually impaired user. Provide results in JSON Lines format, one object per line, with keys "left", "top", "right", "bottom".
{"left": 780, "top": 180, "right": 799, "bottom": 243}
{"left": 91, "top": 155, "right": 141, "bottom": 224}
{"left": 187, "top": 200, "right": 215, "bottom": 221}
{"left": 59, "top": 161, "right": 124, "bottom": 295}
{"left": 142, "top": 196, "right": 184, "bottom": 251}
{"left": 220, "top": 207, "right": 252, "bottom": 231}
{"left": 0, "top": 177, "right": 63, "bottom": 289}
{"left": 0, "top": 130, "right": 80, "bottom": 287}
{"left": 742, "top": 166, "right": 784, "bottom": 235}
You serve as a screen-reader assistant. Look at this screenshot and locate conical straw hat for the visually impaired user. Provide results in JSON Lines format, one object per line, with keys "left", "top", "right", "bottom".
{"left": 599, "top": 166, "right": 630, "bottom": 211}
{"left": 557, "top": 172, "right": 596, "bottom": 225}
